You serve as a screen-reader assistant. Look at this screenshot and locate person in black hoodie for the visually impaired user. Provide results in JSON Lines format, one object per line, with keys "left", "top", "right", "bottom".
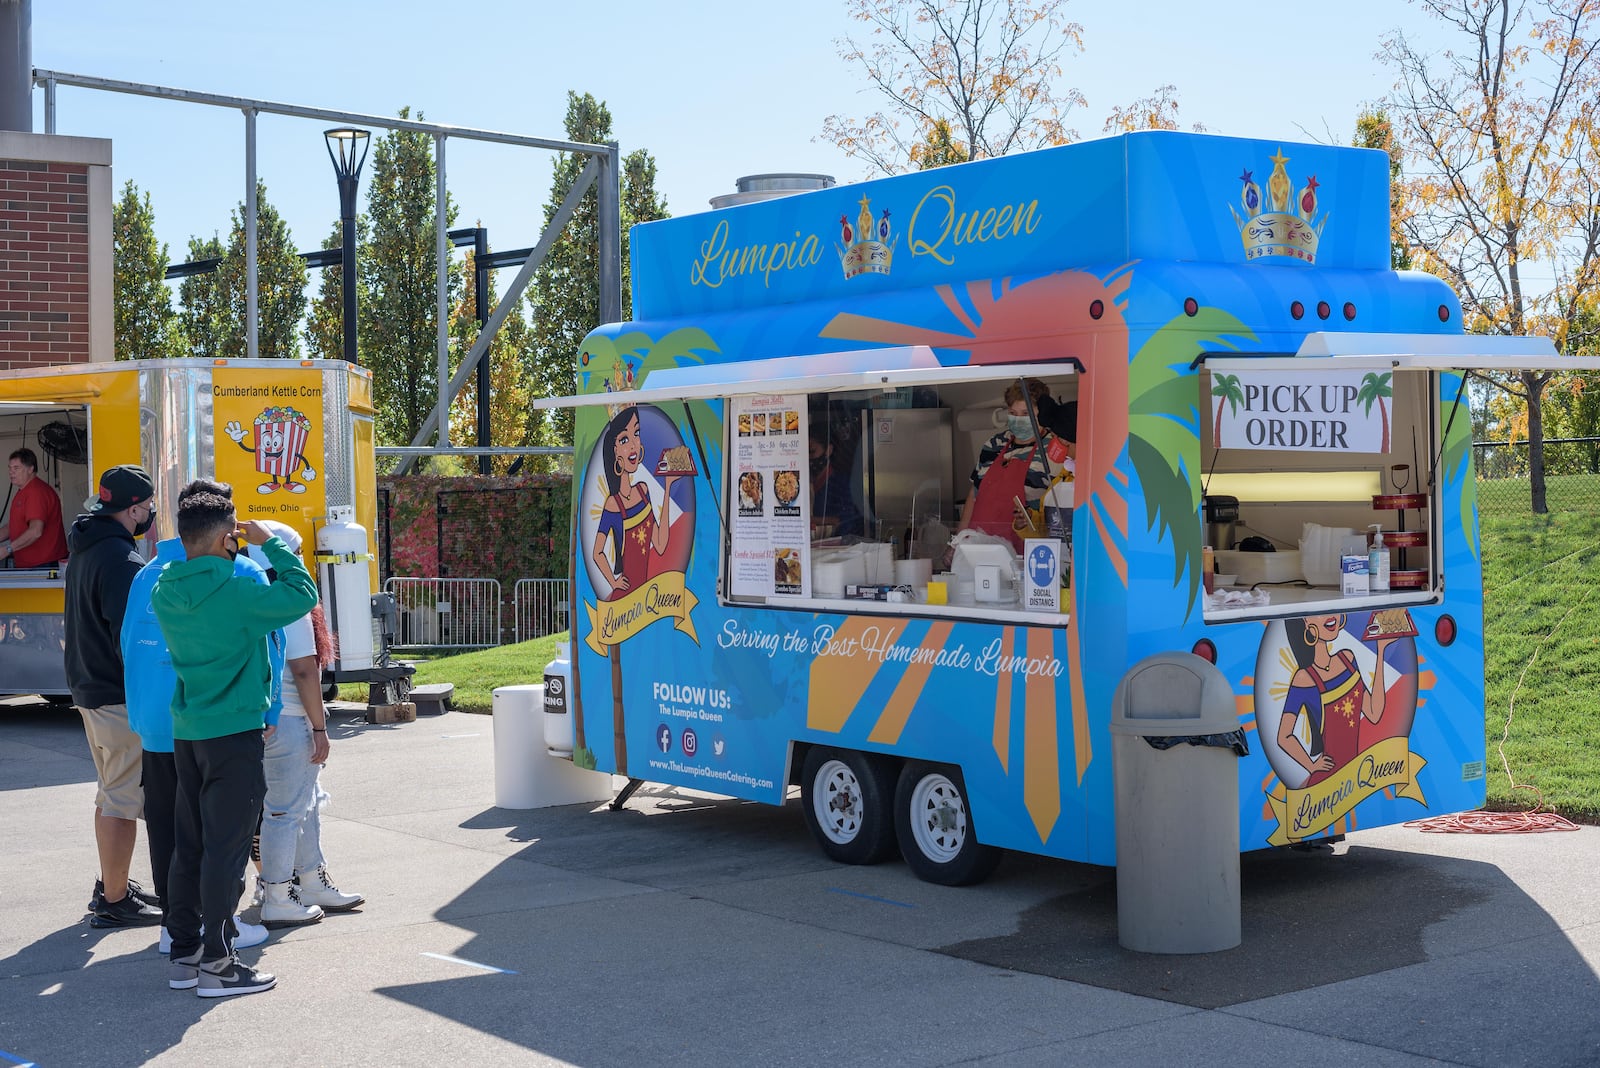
{"left": 64, "top": 464, "right": 163, "bottom": 929}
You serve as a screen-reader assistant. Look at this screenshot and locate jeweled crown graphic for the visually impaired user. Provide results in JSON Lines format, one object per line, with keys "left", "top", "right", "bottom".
{"left": 1230, "top": 148, "right": 1327, "bottom": 263}
{"left": 838, "top": 193, "right": 894, "bottom": 279}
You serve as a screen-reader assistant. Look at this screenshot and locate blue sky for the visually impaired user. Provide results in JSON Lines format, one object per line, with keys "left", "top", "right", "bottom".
{"left": 31, "top": 0, "right": 1442, "bottom": 279}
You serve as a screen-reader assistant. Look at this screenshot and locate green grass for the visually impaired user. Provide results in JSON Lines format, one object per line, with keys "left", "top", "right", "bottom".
{"left": 1479, "top": 479, "right": 1600, "bottom": 822}
{"left": 334, "top": 634, "right": 567, "bottom": 714}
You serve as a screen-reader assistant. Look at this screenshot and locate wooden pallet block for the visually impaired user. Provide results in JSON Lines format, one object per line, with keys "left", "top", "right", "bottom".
{"left": 365, "top": 702, "right": 417, "bottom": 725}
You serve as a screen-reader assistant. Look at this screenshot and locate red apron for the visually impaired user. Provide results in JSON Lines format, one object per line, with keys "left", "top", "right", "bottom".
{"left": 969, "top": 442, "right": 1036, "bottom": 551}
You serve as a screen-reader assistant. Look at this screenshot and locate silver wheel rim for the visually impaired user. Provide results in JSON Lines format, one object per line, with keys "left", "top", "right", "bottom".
{"left": 813, "top": 759, "right": 865, "bottom": 845}
{"left": 909, "top": 773, "right": 967, "bottom": 864}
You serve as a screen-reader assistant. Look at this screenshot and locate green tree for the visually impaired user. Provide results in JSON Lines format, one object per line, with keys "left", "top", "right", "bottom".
{"left": 213, "top": 181, "right": 307, "bottom": 360}
{"left": 111, "top": 181, "right": 179, "bottom": 361}
{"left": 177, "top": 234, "right": 226, "bottom": 360}
{"left": 363, "top": 108, "right": 459, "bottom": 445}
{"left": 449, "top": 245, "right": 537, "bottom": 474}
{"left": 1352, "top": 109, "right": 1413, "bottom": 270}
{"left": 305, "top": 218, "right": 368, "bottom": 362}
{"left": 527, "top": 91, "right": 669, "bottom": 444}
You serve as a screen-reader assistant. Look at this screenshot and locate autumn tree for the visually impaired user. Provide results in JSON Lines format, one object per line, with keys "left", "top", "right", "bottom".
{"left": 112, "top": 181, "right": 179, "bottom": 360}
{"left": 362, "top": 109, "right": 459, "bottom": 446}
{"left": 1352, "top": 109, "right": 1413, "bottom": 270}
{"left": 526, "top": 91, "right": 668, "bottom": 444}
{"left": 1101, "top": 85, "right": 1203, "bottom": 136}
{"left": 1383, "top": 0, "right": 1600, "bottom": 513}
{"left": 911, "top": 118, "right": 972, "bottom": 169}
{"left": 823, "top": 0, "right": 1086, "bottom": 174}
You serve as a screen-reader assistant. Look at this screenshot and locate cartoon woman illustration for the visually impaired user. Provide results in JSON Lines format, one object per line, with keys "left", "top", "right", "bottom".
{"left": 591, "top": 406, "right": 680, "bottom": 600}
{"left": 1277, "top": 614, "right": 1396, "bottom": 786}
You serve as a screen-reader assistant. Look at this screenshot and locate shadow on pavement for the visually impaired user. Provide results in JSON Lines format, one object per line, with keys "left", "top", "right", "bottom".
{"left": 0, "top": 698, "right": 93, "bottom": 791}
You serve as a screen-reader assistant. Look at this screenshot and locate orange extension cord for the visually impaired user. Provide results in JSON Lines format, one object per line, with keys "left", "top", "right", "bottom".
{"left": 1407, "top": 594, "right": 1583, "bottom": 835}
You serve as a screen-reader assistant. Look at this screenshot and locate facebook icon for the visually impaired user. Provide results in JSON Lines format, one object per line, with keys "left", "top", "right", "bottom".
{"left": 656, "top": 723, "right": 672, "bottom": 753}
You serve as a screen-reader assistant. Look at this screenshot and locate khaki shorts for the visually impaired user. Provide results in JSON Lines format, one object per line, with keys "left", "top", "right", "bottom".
{"left": 78, "top": 703, "right": 144, "bottom": 821}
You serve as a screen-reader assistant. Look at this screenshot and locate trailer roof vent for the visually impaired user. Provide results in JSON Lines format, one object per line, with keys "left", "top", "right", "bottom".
{"left": 709, "top": 173, "right": 836, "bottom": 210}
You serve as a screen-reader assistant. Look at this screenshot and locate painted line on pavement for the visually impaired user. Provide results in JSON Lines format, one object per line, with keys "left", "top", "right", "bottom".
{"left": 420, "top": 952, "right": 519, "bottom": 975}
{"left": 440, "top": 733, "right": 481, "bottom": 739}
{"left": 827, "top": 887, "right": 916, "bottom": 908}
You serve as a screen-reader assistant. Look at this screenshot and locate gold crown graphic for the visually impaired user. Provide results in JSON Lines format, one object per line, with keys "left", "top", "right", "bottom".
{"left": 603, "top": 359, "right": 636, "bottom": 419}
{"left": 838, "top": 193, "right": 895, "bottom": 279}
{"left": 1229, "top": 148, "right": 1327, "bottom": 263}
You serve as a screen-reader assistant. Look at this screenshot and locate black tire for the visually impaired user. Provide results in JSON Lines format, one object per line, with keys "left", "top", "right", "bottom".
{"left": 322, "top": 681, "right": 339, "bottom": 702}
{"left": 894, "top": 761, "right": 1002, "bottom": 886}
{"left": 798, "top": 747, "right": 898, "bottom": 865}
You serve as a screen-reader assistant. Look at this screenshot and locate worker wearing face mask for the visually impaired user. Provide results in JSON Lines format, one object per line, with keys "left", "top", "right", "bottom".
{"left": 956, "top": 378, "right": 1070, "bottom": 551}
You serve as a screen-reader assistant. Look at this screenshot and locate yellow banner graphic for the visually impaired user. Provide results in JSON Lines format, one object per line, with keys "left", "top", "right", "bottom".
{"left": 584, "top": 572, "right": 699, "bottom": 655}
{"left": 1266, "top": 737, "right": 1427, "bottom": 845}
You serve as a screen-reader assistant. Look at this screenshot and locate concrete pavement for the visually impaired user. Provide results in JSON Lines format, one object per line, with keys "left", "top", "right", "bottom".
{"left": 2, "top": 697, "right": 1596, "bottom": 1067}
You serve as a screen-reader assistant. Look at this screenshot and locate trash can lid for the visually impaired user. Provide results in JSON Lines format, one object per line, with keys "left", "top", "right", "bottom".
{"left": 1110, "top": 652, "right": 1239, "bottom": 736}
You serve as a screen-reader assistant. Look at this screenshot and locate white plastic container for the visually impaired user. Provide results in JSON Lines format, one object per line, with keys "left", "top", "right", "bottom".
{"left": 1214, "top": 549, "right": 1302, "bottom": 587}
{"left": 543, "top": 642, "right": 574, "bottom": 754}
{"left": 316, "top": 508, "right": 374, "bottom": 672}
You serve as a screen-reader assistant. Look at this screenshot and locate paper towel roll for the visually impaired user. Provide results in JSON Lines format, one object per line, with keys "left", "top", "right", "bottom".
{"left": 813, "top": 560, "right": 847, "bottom": 596}
{"left": 862, "top": 542, "right": 893, "bottom": 584}
{"left": 894, "top": 557, "right": 932, "bottom": 586}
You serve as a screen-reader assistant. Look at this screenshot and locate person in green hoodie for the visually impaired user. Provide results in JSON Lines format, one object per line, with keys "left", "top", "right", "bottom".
{"left": 152, "top": 491, "right": 317, "bottom": 999}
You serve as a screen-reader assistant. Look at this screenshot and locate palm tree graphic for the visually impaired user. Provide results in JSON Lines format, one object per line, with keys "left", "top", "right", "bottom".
{"left": 1358, "top": 372, "right": 1393, "bottom": 453}
{"left": 1212, "top": 373, "right": 1245, "bottom": 442}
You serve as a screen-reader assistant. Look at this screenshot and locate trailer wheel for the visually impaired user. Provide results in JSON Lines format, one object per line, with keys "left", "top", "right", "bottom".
{"left": 799, "top": 747, "right": 897, "bottom": 865}
{"left": 894, "top": 762, "right": 1001, "bottom": 886}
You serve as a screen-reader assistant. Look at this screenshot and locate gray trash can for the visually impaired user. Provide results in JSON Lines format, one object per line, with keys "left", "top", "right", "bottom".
{"left": 1110, "top": 651, "right": 1246, "bottom": 953}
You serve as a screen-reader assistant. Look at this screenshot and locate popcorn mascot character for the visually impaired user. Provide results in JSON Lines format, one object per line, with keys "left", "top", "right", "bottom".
{"left": 224, "top": 405, "right": 318, "bottom": 494}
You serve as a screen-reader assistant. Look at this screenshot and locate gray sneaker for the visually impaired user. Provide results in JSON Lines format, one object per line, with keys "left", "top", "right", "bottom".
{"left": 169, "top": 949, "right": 202, "bottom": 990}
{"left": 196, "top": 955, "right": 276, "bottom": 999}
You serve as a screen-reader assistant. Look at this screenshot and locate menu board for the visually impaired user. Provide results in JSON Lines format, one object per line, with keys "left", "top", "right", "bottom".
{"left": 730, "top": 394, "right": 810, "bottom": 599}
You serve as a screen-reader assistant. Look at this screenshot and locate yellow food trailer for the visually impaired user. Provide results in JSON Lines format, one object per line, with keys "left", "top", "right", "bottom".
{"left": 0, "top": 357, "right": 390, "bottom": 700}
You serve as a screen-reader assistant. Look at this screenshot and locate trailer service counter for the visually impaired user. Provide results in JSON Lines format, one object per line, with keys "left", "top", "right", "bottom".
{"left": 532, "top": 131, "right": 1599, "bottom": 884}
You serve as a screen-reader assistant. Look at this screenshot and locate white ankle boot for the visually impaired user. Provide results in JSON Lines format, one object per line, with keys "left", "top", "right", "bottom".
{"left": 293, "top": 866, "right": 364, "bottom": 912}
{"left": 259, "top": 880, "right": 324, "bottom": 928}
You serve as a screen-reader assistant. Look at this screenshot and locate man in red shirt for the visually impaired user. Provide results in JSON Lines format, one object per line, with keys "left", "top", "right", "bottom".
{"left": 5, "top": 448, "right": 69, "bottom": 568}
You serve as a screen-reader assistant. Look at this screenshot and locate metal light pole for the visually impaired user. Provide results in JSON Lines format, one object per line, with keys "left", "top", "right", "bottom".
{"left": 324, "top": 127, "right": 370, "bottom": 363}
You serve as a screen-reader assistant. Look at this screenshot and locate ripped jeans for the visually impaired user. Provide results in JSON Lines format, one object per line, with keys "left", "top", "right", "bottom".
{"left": 257, "top": 714, "right": 327, "bottom": 883}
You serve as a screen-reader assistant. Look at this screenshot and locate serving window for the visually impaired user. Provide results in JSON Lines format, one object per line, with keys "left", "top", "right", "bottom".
{"left": 717, "top": 359, "right": 1079, "bottom": 624}
{"left": 1197, "top": 358, "right": 1443, "bottom": 622}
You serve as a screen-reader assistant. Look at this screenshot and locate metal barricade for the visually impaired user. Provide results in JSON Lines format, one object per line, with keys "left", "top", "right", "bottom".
{"left": 384, "top": 577, "right": 502, "bottom": 651}
{"left": 514, "top": 578, "right": 571, "bottom": 643}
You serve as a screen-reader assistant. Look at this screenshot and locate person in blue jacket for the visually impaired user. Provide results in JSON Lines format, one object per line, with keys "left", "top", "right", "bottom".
{"left": 122, "top": 479, "right": 282, "bottom": 953}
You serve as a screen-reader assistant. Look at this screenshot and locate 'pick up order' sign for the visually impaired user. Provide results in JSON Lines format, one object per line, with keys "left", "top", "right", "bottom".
{"left": 1212, "top": 371, "right": 1387, "bottom": 453}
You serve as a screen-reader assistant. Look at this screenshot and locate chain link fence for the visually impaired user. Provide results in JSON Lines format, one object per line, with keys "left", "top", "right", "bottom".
{"left": 1473, "top": 437, "right": 1600, "bottom": 517}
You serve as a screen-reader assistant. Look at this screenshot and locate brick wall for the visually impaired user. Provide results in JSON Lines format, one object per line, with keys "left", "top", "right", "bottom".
{"left": 0, "top": 159, "right": 91, "bottom": 367}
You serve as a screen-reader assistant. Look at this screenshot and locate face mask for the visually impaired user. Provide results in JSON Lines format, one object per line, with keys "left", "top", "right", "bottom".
{"left": 224, "top": 535, "right": 240, "bottom": 563}
{"left": 1007, "top": 415, "right": 1037, "bottom": 442}
{"left": 810, "top": 455, "right": 828, "bottom": 477}
{"left": 133, "top": 512, "right": 154, "bottom": 537}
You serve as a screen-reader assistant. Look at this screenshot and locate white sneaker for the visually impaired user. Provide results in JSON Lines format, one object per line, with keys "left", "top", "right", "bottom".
{"left": 294, "top": 865, "right": 364, "bottom": 912}
{"left": 158, "top": 926, "right": 172, "bottom": 955}
{"left": 233, "top": 915, "right": 269, "bottom": 949}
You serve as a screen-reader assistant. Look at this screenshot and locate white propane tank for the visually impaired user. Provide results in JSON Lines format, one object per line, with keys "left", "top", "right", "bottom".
{"left": 543, "top": 642, "right": 574, "bottom": 755}
{"left": 317, "top": 507, "right": 374, "bottom": 672}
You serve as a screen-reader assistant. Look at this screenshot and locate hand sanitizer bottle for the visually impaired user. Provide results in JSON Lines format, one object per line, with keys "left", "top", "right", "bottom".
{"left": 1369, "top": 524, "right": 1390, "bottom": 593}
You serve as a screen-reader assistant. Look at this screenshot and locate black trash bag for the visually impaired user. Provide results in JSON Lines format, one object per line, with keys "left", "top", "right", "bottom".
{"left": 1143, "top": 729, "right": 1250, "bottom": 757}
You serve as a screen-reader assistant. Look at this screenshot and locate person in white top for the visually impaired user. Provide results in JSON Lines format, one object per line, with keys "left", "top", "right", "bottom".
{"left": 249, "top": 521, "right": 364, "bottom": 926}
